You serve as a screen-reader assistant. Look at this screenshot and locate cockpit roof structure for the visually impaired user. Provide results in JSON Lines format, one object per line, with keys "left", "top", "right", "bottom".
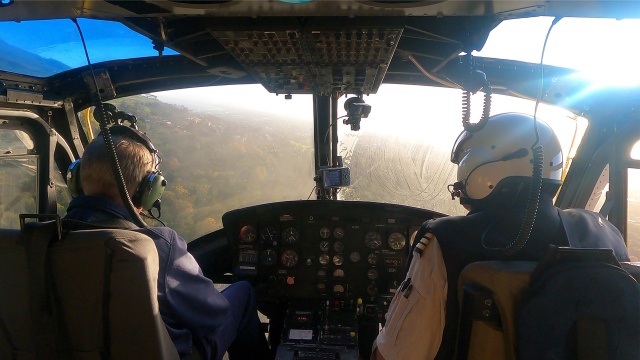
{"left": 1, "top": 0, "right": 639, "bottom": 116}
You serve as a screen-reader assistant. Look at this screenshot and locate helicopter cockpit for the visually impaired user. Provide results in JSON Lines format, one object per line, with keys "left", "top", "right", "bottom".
{"left": 1, "top": 1, "right": 639, "bottom": 359}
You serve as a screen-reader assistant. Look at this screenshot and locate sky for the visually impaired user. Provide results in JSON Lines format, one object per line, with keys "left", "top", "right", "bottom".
{"left": 476, "top": 17, "right": 640, "bottom": 86}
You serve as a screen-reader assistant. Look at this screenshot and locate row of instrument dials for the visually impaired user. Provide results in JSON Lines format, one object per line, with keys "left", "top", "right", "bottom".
{"left": 240, "top": 225, "right": 407, "bottom": 250}
{"left": 259, "top": 249, "right": 383, "bottom": 268}
{"left": 240, "top": 225, "right": 300, "bottom": 244}
{"left": 224, "top": 201, "right": 439, "bottom": 301}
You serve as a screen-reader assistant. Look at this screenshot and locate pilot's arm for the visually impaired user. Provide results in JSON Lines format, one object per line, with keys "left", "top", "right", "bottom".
{"left": 147, "top": 227, "right": 233, "bottom": 359}
{"left": 371, "top": 232, "right": 447, "bottom": 360}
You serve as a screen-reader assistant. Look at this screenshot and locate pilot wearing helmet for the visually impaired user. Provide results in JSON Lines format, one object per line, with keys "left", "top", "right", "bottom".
{"left": 371, "top": 113, "right": 629, "bottom": 360}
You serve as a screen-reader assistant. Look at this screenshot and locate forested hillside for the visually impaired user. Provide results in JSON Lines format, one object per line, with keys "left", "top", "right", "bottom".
{"left": 107, "top": 95, "right": 315, "bottom": 239}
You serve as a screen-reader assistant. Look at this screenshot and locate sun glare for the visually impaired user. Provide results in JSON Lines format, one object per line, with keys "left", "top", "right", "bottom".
{"left": 476, "top": 17, "right": 640, "bottom": 88}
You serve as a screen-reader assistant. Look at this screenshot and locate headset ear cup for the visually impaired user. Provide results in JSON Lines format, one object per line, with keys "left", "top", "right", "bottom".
{"left": 66, "top": 159, "right": 83, "bottom": 197}
{"left": 133, "top": 171, "right": 167, "bottom": 211}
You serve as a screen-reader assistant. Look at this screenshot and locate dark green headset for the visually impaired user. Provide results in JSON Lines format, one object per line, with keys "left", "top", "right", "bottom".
{"left": 66, "top": 125, "right": 167, "bottom": 211}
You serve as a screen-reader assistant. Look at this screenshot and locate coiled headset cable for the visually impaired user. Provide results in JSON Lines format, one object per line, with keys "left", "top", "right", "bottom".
{"left": 72, "top": 18, "right": 148, "bottom": 228}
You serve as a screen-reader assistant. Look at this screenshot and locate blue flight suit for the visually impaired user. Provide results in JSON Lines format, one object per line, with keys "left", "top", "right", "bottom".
{"left": 64, "top": 195, "right": 271, "bottom": 360}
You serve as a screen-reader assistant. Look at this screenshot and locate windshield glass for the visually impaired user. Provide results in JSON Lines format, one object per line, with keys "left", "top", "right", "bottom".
{"left": 0, "top": 18, "right": 178, "bottom": 77}
{"left": 98, "top": 84, "right": 584, "bottom": 241}
{"left": 475, "top": 17, "right": 640, "bottom": 86}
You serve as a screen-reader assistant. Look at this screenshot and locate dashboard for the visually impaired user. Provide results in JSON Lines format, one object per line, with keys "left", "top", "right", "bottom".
{"left": 189, "top": 200, "right": 445, "bottom": 359}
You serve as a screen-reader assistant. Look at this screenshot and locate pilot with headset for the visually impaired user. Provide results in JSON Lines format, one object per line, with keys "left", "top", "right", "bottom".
{"left": 371, "top": 113, "right": 629, "bottom": 360}
{"left": 64, "top": 125, "right": 271, "bottom": 360}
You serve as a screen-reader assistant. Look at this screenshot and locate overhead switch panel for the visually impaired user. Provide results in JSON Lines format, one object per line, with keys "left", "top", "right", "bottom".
{"left": 211, "top": 27, "right": 403, "bottom": 95}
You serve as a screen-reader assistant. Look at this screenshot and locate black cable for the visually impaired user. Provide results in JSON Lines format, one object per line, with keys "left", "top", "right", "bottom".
{"left": 142, "top": 210, "right": 166, "bottom": 227}
{"left": 72, "top": 18, "right": 147, "bottom": 228}
{"left": 462, "top": 90, "right": 471, "bottom": 125}
{"left": 461, "top": 71, "right": 492, "bottom": 133}
{"left": 307, "top": 186, "right": 317, "bottom": 200}
{"left": 504, "top": 146, "right": 543, "bottom": 255}
{"left": 503, "top": 17, "right": 561, "bottom": 255}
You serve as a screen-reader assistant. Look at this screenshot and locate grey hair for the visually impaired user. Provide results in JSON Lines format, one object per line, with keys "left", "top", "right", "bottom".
{"left": 80, "top": 135, "right": 155, "bottom": 201}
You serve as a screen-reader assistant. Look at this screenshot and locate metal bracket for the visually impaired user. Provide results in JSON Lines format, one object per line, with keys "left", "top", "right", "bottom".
{"left": 64, "top": 98, "right": 85, "bottom": 156}
{"left": 19, "top": 214, "right": 62, "bottom": 241}
{"left": 6, "top": 89, "right": 62, "bottom": 107}
{"left": 81, "top": 68, "right": 116, "bottom": 101}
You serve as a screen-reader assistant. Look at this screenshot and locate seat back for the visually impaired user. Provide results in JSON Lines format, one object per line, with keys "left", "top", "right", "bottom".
{"left": 456, "top": 251, "right": 640, "bottom": 360}
{"left": 518, "top": 257, "right": 640, "bottom": 360}
{"left": 0, "top": 222, "right": 179, "bottom": 360}
{"left": 456, "top": 261, "right": 535, "bottom": 360}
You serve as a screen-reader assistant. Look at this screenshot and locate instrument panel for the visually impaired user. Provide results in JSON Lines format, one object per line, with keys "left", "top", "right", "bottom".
{"left": 189, "top": 200, "right": 445, "bottom": 359}
{"left": 222, "top": 200, "right": 444, "bottom": 301}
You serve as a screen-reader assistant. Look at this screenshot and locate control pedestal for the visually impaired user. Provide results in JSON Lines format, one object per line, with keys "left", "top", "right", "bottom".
{"left": 275, "top": 300, "right": 359, "bottom": 360}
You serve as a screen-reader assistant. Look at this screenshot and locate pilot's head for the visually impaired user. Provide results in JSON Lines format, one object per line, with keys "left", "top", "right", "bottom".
{"left": 69, "top": 125, "right": 166, "bottom": 211}
{"left": 449, "top": 113, "right": 564, "bottom": 210}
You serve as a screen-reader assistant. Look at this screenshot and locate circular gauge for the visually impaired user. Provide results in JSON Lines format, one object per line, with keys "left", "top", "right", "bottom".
{"left": 333, "top": 284, "right": 345, "bottom": 294}
{"left": 388, "top": 232, "right": 407, "bottom": 250}
{"left": 333, "top": 254, "right": 344, "bottom": 266}
{"left": 280, "top": 249, "right": 299, "bottom": 268}
{"left": 239, "top": 225, "right": 257, "bottom": 242}
{"left": 317, "top": 283, "right": 327, "bottom": 294}
{"left": 367, "top": 269, "right": 378, "bottom": 280}
{"left": 260, "top": 226, "right": 279, "bottom": 243}
{"left": 333, "top": 241, "right": 345, "bottom": 253}
{"left": 349, "top": 251, "right": 361, "bottom": 263}
{"left": 364, "top": 231, "right": 382, "bottom": 249}
{"left": 333, "top": 227, "right": 345, "bottom": 239}
{"left": 319, "top": 240, "right": 330, "bottom": 252}
{"left": 367, "top": 253, "right": 378, "bottom": 265}
{"left": 317, "top": 270, "right": 327, "bottom": 280}
{"left": 333, "top": 269, "right": 345, "bottom": 277}
{"left": 281, "top": 227, "right": 299, "bottom": 244}
{"left": 320, "top": 226, "right": 331, "bottom": 239}
{"left": 367, "top": 283, "right": 378, "bottom": 297}
{"left": 260, "top": 249, "right": 277, "bottom": 266}
{"left": 318, "top": 254, "right": 330, "bottom": 266}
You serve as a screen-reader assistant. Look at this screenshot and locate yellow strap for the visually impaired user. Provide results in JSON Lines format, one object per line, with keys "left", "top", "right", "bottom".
{"left": 83, "top": 108, "right": 94, "bottom": 141}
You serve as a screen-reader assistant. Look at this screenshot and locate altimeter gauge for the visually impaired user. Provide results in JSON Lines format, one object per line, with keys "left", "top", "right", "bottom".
{"left": 282, "top": 227, "right": 300, "bottom": 244}
{"left": 387, "top": 232, "right": 407, "bottom": 250}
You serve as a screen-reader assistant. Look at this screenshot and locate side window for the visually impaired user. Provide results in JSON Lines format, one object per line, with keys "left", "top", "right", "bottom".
{"left": 628, "top": 141, "right": 640, "bottom": 261}
{"left": 55, "top": 167, "right": 73, "bottom": 217}
{"left": 585, "top": 140, "right": 640, "bottom": 261}
{"left": 0, "top": 129, "right": 37, "bottom": 228}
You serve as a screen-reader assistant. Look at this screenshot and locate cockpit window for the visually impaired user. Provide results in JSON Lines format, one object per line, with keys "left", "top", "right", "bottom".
{"left": 337, "top": 85, "right": 585, "bottom": 216}
{"left": 0, "top": 19, "right": 178, "bottom": 77}
{"left": 475, "top": 17, "right": 640, "bottom": 87}
{"left": 97, "top": 84, "right": 585, "bottom": 240}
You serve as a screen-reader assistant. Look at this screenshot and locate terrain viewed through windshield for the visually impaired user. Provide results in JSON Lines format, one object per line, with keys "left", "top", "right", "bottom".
{"left": 0, "top": 15, "right": 637, "bottom": 260}
{"left": 89, "top": 84, "right": 586, "bottom": 242}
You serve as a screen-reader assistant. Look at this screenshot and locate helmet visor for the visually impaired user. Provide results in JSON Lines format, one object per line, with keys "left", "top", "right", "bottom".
{"left": 451, "top": 130, "right": 472, "bottom": 164}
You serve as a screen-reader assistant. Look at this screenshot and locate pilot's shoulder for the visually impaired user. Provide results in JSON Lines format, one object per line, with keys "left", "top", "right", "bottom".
{"left": 421, "top": 214, "right": 474, "bottom": 234}
{"left": 135, "top": 226, "right": 184, "bottom": 246}
{"left": 561, "top": 208, "right": 617, "bottom": 230}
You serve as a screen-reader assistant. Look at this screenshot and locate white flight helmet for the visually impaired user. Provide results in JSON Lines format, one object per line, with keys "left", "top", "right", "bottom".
{"left": 450, "top": 112, "right": 563, "bottom": 202}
